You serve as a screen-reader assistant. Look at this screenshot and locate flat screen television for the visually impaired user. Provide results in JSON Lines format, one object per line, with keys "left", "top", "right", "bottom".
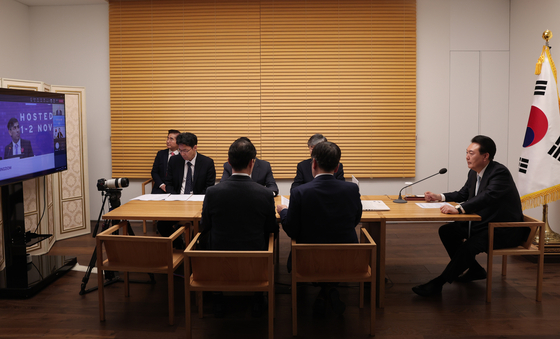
{"left": 0, "top": 88, "right": 67, "bottom": 186}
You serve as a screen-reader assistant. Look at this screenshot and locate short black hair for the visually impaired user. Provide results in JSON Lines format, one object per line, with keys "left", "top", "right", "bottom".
{"left": 307, "top": 133, "right": 327, "bottom": 147}
{"left": 311, "top": 141, "right": 341, "bottom": 172}
{"left": 176, "top": 132, "right": 198, "bottom": 147}
{"left": 168, "top": 129, "right": 180, "bottom": 135}
{"left": 7, "top": 117, "right": 18, "bottom": 130}
{"left": 228, "top": 137, "right": 257, "bottom": 171}
{"left": 471, "top": 135, "right": 496, "bottom": 160}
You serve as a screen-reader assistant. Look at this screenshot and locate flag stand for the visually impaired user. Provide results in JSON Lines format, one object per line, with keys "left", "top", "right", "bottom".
{"left": 534, "top": 204, "right": 560, "bottom": 253}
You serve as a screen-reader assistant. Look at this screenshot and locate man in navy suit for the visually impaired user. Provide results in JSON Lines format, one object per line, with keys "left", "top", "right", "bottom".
{"left": 221, "top": 137, "right": 278, "bottom": 196}
{"left": 290, "top": 134, "right": 344, "bottom": 193}
{"left": 201, "top": 137, "right": 277, "bottom": 317}
{"left": 4, "top": 118, "right": 34, "bottom": 159}
{"left": 412, "top": 135, "right": 528, "bottom": 297}
{"left": 150, "top": 129, "right": 180, "bottom": 194}
{"left": 159, "top": 132, "right": 216, "bottom": 246}
{"left": 278, "top": 141, "right": 362, "bottom": 316}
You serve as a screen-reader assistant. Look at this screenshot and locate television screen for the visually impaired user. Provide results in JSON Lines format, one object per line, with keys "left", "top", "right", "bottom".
{"left": 0, "top": 88, "right": 67, "bottom": 186}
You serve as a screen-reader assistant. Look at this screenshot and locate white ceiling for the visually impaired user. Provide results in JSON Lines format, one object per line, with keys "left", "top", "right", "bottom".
{"left": 16, "top": 0, "right": 106, "bottom": 6}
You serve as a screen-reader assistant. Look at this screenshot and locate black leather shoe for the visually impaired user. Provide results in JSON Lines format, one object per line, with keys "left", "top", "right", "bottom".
{"left": 412, "top": 279, "right": 443, "bottom": 297}
{"left": 455, "top": 268, "right": 487, "bottom": 283}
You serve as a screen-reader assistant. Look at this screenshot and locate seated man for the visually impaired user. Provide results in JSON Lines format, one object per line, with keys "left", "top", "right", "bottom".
{"left": 221, "top": 137, "right": 278, "bottom": 196}
{"left": 277, "top": 141, "right": 362, "bottom": 316}
{"left": 412, "top": 135, "right": 529, "bottom": 297}
{"left": 4, "top": 118, "right": 34, "bottom": 159}
{"left": 150, "top": 129, "right": 180, "bottom": 194}
{"left": 200, "top": 137, "right": 278, "bottom": 317}
{"left": 290, "top": 133, "right": 344, "bottom": 193}
{"left": 159, "top": 132, "right": 216, "bottom": 246}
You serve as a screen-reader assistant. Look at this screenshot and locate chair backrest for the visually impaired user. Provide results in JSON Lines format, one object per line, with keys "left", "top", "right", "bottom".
{"left": 185, "top": 233, "right": 274, "bottom": 285}
{"left": 97, "top": 221, "right": 183, "bottom": 272}
{"left": 291, "top": 228, "right": 376, "bottom": 281}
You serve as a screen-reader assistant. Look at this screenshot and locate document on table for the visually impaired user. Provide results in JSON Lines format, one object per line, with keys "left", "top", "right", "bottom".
{"left": 280, "top": 195, "right": 290, "bottom": 207}
{"left": 361, "top": 200, "right": 390, "bottom": 211}
{"left": 416, "top": 202, "right": 452, "bottom": 208}
{"left": 132, "top": 194, "right": 170, "bottom": 201}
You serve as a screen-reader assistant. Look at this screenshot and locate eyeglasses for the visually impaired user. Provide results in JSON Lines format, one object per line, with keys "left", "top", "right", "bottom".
{"left": 178, "top": 147, "right": 192, "bottom": 154}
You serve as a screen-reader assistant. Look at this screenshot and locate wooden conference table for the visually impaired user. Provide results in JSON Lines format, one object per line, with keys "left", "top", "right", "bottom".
{"left": 102, "top": 195, "right": 480, "bottom": 308}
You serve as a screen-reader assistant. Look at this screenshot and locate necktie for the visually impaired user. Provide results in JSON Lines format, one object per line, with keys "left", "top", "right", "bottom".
{"left": 15, "top": 142, "right": 21, "bottom": 155}
{"left": 475, "top": 175, "right": 481, "bottom": 196}
{"left": 185, "top": 161, "right": 193, "bottom": 194}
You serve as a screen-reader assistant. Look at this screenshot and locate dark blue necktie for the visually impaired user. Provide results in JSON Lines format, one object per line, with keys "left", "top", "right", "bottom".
{"left": 185, "top": 161, "right": 193, "bottom": 194}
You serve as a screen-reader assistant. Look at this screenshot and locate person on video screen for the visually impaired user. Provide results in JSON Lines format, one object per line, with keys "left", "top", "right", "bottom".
{"left": 4, "top": 118, "right": 34, "bottom": 159}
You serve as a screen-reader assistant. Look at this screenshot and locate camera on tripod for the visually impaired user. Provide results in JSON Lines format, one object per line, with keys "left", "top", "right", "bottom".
{"left": 97, "top": 178, "right": 129, "bottom": 191}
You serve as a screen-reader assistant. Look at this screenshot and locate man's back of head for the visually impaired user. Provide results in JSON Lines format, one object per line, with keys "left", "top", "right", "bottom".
{"left": 228, "top": 137, "right": 257, "bottom": 171}
{"left": 311, "top": 141, "right": 341, "bottom": 173}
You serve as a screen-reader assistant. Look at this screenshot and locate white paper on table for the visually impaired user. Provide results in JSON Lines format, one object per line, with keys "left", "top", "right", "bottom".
{"left": 416, "top": 202, "right": 452, "bottom": 209}
{"left": 132, "top": 194, "right": 170, "bottom": 201}
{"left": 188, "top": 194, "right": 206, "bottom": 201}
{"left": 165, "top": 194, "right": 192, "bottom": 201}
{"left": 361, "top": 200, "right": 390, "bottom": 211}
{"left": 281, "top": 195, "right": 290, "bottom": 207}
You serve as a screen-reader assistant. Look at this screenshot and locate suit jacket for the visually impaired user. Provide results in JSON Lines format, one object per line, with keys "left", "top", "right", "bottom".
{"left": 165, "top": 152, "right": 216, "bottom": 194}
{"left": 200, "top": 175, "right": 278, "bottom": 250}
{"left": 4, "top": 139, "right": 34, "bottom": 159}
{"left": 291, "top": 158, "right": 344, "bottom": 193}
{"left": 150, "top": 149, "right": 177, "bottom": 194}
{"left": 221, "top": 158, "right": 279, "bottom": 196}
{"left": 444, "top": 161, "right": 524, "bottom": 235}
{"left": 280, "top": 174, "right": 361, "bottom": 244}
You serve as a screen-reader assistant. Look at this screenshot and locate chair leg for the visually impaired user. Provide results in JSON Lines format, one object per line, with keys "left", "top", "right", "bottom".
{"left": 501, "top": 255, "right": 507, "bottom": 276}
{"left": 269, "top": 288, "right": 274, "bottom": 339}
{"left": 168, "top": 272, "right": 174, "bottom": 325}
{"left": 142, "top": 220, "right": 147, "bottom": 235}
{"left": 359, "top": 282, "right": 364, "bottom": 308}
{"left": 292, "top": 282, "right": 297, "bottom": 336}
{"left": 185, "top": 261, "right": 192, "bottom": 339}
{"left": 98, "top": 268, "right": 105, "bottom": 321}
{"left": 486, "top": 252, "right": 493, "bottom": 303}
{"left": 537, "top": 249, "right": 544, "bottom": 302}
{"left": 370, "top": 277, "right": 376, "bottom": 336}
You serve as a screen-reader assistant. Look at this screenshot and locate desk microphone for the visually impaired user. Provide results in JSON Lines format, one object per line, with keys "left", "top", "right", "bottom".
{"left": 393, "top": 168, "right": 447, "bottom": 203}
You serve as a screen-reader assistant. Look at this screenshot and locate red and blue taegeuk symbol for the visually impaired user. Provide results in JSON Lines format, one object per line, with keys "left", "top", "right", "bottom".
{"left": 523, "top": 105, "right": 548, "bottom": 147}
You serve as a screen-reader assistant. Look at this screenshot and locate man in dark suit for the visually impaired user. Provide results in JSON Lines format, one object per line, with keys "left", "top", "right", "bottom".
{"left": 4, "top": 118, "right": 34, "bottom": 159}
{"left": 221, "top": 137, "right": 278, "bottom": 196}
{"left": 278, "top": 141, "right": 362, "bottom": 316}
{"left": 164, "top": 132, "right": 216, "bottom": 195}
{"left": 200, "top": 137, "right": 277, "bottom": 317}
{"left": 150, "top": 129, "right": 180, "bottom": 194}
{"left": 159, "top": 132, "right": 216, "bottom": 245}
{"left": 412, "top": 135, "right": 528, "bottom": 297}
{"left": 291, "top": 133, "right": 344, "bottom": 193}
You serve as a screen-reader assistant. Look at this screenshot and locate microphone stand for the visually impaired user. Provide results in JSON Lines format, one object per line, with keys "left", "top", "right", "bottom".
{"left": 393, "top": 170, "right": 446, "bottom": 203}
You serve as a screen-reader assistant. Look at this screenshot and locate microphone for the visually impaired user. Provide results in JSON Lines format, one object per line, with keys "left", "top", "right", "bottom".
{"left": 393, "top": 168, "right": 447, "bottom": 203}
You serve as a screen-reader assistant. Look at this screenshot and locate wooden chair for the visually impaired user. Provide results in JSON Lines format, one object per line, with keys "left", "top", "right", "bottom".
{"left": 486, "top": 214, "right": 545, "bottom": 302}
{"left": 291, "top": 228, "right": 376, "bottom": 336}
{"left": 96, "top": 221, "right": 186, "bottom": 325}
{"left": 184, "top": 232, "right": 275, "bottom": 339}
{"left": 141, "top": 178, "right": 154, "bottom": 234}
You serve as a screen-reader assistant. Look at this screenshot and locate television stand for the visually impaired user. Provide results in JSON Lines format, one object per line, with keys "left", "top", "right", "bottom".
{"left": 0, "top": 254, "right": 76, "bottom": 299}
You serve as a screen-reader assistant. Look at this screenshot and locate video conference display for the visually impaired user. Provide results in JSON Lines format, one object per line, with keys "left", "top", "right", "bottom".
{"left": 0, "top": 88, "right": 67, "bottom": 186}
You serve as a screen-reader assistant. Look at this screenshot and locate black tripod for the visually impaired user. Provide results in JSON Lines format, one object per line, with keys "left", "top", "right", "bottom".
{"left": 79, "top": 189, "right": 154, "bottom": 295}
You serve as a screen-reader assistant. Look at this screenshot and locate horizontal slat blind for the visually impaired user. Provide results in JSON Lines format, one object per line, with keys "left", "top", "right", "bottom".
{"left": 261, "top": 0, "right": 416, "bottom": 178}
{"left": 109, "top": 0, "right": 416, "bottom": 179}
